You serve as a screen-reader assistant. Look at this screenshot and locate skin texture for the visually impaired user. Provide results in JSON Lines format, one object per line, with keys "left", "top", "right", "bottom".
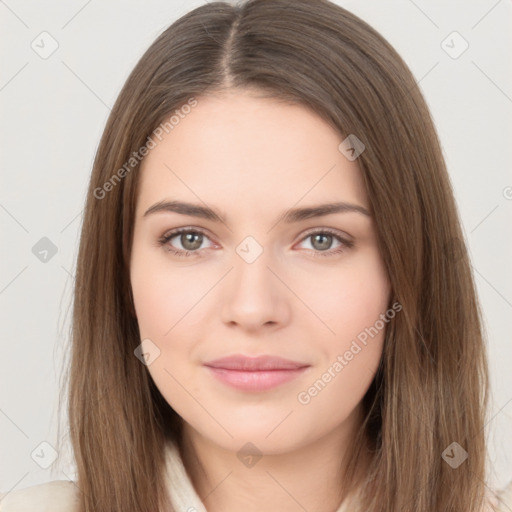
{"left": 130, "top": 88, "right": 391, "bottom": 512}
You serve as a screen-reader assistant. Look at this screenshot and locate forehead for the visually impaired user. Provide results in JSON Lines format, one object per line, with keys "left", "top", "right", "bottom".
{"left": 135, "top": 89, "right": 368, "bottom": 217}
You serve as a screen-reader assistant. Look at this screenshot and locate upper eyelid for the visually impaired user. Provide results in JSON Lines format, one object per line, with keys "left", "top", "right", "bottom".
{"left": 163, "top": 226, "right": 214, "bottom": 242}
{"left": 300, "top": 226, "right": 352, "bottom": 240}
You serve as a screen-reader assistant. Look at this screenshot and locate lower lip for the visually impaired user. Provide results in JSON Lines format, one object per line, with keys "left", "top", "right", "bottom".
{"left": 204, "top": 366, "right": 308, "bottom": 392}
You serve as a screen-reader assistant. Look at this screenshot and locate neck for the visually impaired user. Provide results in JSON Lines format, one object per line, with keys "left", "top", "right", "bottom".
{"left": 178, "top": 405, "right": 368, "bottom": 512}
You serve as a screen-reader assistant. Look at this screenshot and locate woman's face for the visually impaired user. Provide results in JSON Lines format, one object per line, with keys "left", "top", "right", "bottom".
{"left": 130, "top": 88, "right": 391, "bottom": 455}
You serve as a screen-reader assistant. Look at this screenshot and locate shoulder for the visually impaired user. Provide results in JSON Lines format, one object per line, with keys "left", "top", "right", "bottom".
{"left": 0, "top": 480, "right": 79, "bottom": 512}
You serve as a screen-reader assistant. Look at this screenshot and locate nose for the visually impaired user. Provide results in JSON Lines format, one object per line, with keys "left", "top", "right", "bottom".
{"left": 220, "top": 248, "right": 291, "bottom": 332}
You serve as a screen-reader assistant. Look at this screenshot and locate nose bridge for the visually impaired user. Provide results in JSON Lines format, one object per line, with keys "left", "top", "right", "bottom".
{"left": 220, "top": 235, "right": 289, "bottom": 329}
{"left": 232, "top": 236, "right": 277, "bottom": 300}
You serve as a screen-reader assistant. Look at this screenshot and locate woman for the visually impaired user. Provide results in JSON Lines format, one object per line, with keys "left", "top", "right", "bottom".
{"left": 1, "top": 0, "right": 510, "bottom": 511}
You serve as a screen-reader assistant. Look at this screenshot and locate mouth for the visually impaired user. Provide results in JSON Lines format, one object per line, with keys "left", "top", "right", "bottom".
{"left": 203, "top": 354, "right": 310, "bottom": 392}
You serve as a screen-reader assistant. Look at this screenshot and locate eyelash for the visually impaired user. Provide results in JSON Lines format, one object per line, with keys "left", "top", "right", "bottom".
{"left": 157, "top": 227, "right": 354, "bottom": 259}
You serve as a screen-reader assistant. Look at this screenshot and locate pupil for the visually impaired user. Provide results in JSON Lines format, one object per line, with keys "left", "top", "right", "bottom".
{"left": 182, "top": 233, "right": 202, "bottom": 250}
{"left": 313, "top": 234, "right": 331, "bottom": 251}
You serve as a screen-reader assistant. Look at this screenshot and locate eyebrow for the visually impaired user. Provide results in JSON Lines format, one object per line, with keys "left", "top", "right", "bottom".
{"left": 143, "top": 200, "right": 371, "bottom": 224}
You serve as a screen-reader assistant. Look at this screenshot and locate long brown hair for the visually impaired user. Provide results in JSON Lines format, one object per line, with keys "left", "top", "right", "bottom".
{"left": 59, "top": 0, "right": 491, "bottom": 510}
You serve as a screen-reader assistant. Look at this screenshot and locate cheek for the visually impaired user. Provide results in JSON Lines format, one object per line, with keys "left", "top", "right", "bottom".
{"left": 130, "top": 257, "right": 203, "bottom": 418}
{"left": 130, "top": 247, "right": 206, "bottom": 340}
{"left": 299, "top": 250, "right": 390, "bottom": 402}
{"left": 311, "top": 248, "right": 391, "bottom": 344}
{"left": 131, "top": 274, "right": 172, "bottom": 339}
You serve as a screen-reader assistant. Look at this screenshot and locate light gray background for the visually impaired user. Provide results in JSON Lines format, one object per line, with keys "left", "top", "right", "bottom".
{"left": 1, "top": 0, "right": 511, "bottom": 494}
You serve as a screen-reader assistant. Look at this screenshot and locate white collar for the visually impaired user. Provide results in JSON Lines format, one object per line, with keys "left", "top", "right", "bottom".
{"left": 163, "top": 439, "right": 351, "bottom": 512}
{"left": 164, "top": 440, "right": 208, "bottom": 512}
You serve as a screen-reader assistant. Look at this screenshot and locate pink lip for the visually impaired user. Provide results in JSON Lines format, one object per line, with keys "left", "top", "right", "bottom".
{"left": 203, "top": 355, "right": 310, "bottom": 392}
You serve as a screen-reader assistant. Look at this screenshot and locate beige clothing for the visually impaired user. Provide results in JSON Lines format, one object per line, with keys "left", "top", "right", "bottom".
{"left": 1, "top": 440, "right": 510, "bottom": 511}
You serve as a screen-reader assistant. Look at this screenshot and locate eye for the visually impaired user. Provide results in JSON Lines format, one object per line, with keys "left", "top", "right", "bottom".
{"left": 157, "top": 227, "right": 214, "bottom": 257}
{"left": 295, "top": 229, "right": 354, "bottom": 257}
{"left": 157, "top": 227, "right": 354, "bottom": 258}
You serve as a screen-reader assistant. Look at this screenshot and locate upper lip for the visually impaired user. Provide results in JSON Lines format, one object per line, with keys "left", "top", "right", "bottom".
{"left": 204, "top": 355, "right": 309, "bottom": 371}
